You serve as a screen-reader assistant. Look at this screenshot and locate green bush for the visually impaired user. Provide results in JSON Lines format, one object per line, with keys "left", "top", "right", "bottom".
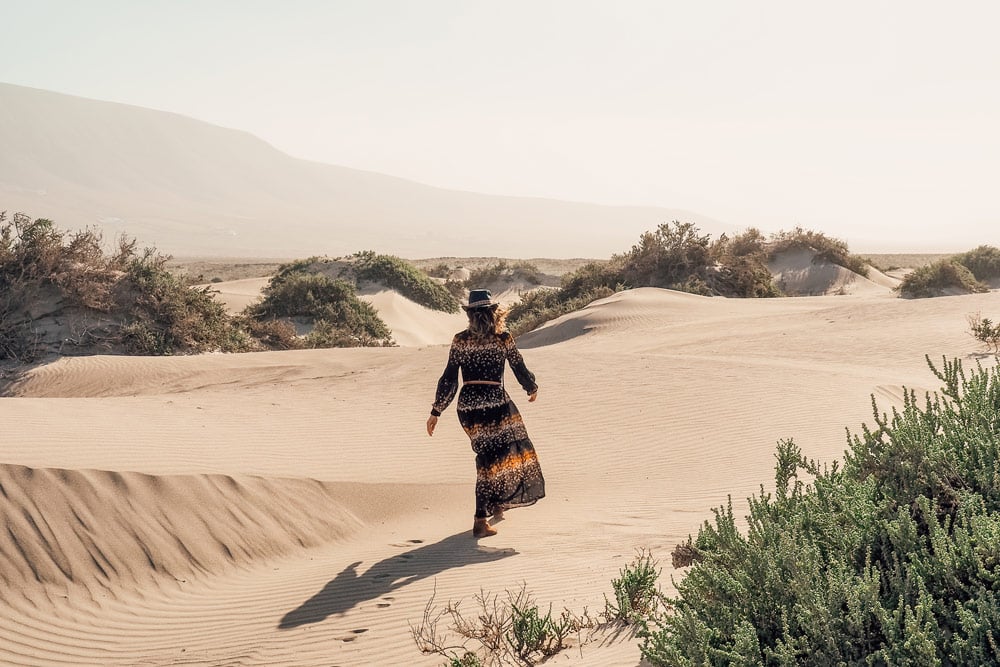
{"left": 708, "top": 229, "right": 782, "bottom": 298}
{"left": 250, "top": 270, "right": 393, "bottom": 347}
{"left": 604, "top": 549, "right": 664, "bottom": 624}
{"left": 353, "top": 251, "right": 460, "bottom": 313}
{"left": 641, "top": 357, "right": 1000, "bottom": 666}
{"left": 118, "top": 249, "right": 255, "bottom": 355}
{"left": 619, "top": 221, "right": 713, "bottom": 290}
{"left": 953, "top": 245, "right": 1000, "bottom": 282}
{"left": 898, "top": 259, "right": 988, "bottom": 298}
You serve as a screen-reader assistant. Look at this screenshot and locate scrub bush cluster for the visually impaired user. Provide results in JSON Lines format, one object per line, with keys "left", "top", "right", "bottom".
{"left": 507, "top": 223, "right": 864, "bottom": 336}
{"left": 898, "top": 245, "right": 1000, "bottom": 297}
{"left": 641, "top": 357, "right": 1000, "bottom": 666}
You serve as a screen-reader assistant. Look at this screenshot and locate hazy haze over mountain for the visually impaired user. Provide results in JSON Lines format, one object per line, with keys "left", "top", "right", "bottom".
{"left": 0, "top": 83, "right": 732, "bottom": 258}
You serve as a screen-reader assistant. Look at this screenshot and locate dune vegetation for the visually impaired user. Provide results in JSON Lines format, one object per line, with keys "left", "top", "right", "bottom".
{"left": 637, "top": 357, "right": 1000, "bottom": 665}
{"left": 898, "top": 245, "right": 1000, "bottom": 298}
{"left": 506, "top": 223, "right": 869, "bottom": 336}
{"left": 0, "top": 213, "right": 466, "bottom": 363}
{"left": 351, "top": 250, "right": 461, "bottom": 313}
{"left": 246, "top": 259, "right": 394, "bottom": 348}
{"left": 0, "top": 212, "right": 263, "bottom": 363}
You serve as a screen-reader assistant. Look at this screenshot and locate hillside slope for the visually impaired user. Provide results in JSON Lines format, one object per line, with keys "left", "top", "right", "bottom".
{"left": 0, "top": 82, "right": 731, "bottom": 258}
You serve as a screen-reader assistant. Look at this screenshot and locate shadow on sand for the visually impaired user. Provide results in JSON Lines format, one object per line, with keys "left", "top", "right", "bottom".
{"left": 279, "top": 531, "right": 516, "bottom": 629}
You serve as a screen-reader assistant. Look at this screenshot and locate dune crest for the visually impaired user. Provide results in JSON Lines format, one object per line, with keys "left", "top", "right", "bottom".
{"left": 0, "top": 464, "right": 362, "bottom": 600}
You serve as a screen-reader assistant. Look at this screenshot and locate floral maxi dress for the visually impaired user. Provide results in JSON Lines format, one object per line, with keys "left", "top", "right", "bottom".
{"left": 432, "top": 330, "right": 545, "bottom": 518}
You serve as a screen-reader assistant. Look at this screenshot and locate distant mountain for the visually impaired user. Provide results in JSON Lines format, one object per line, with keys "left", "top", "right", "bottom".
{"left": 0, "top": 82, "right": 733, "bottom": 258}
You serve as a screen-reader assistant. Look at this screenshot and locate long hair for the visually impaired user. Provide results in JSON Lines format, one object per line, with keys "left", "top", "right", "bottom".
{"left": 467, "top": 305, "right": 508, "bottom": 338}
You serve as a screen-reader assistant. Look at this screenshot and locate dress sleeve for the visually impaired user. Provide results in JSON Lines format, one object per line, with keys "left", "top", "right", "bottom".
{"left": 504, "top": 333, "right": 538, "bottom": 395}
{"left": 431, "top": 338, "right": 461, "bottom": 415}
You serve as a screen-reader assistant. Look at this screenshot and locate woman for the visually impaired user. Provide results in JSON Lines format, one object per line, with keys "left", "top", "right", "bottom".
{"left": 426, "top": 289, "right": 545, "bottom": 538}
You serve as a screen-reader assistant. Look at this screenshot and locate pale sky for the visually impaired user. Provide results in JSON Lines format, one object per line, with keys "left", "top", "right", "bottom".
{"left": 3, "top": 0, "right": 999, "bottom": 251}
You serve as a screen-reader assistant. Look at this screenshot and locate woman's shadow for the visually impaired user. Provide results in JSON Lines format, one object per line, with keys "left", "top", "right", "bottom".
{"left": 279, "top": 531, "right": 516, "bottom": 629}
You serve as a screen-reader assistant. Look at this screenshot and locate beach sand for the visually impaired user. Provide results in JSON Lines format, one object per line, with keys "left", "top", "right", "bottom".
{"left": 2, "top": 266, "right": 998, "bottom": 665}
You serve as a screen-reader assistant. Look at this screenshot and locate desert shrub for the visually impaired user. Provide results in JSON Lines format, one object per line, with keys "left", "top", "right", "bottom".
{"left": 411, "top": 584, "right": 594, "bottom": 666}
{"left": 953, "top": 245, "right": 1000, "bottom": 282}
{"left": 0, "top": 213, "right": 262, "bottom": 361}
{"left": 250, "top": 270, "right": 392, "bottom": 347}
{"left": 116, "top": 249, "right": 257, "bottom": 354}
{"left": 898, "top": 258, "right": 988, "bottom": 298}
{"left": 505, "top": 223, "right": 784, "bottom": 335}
{"left": 619, "top": 221, "right": 713, "bottom": 290}
{"left": 353, "top": 250, "right": 460, "bottom": 313}
{"left": 557, "top": 259, "right": 623, "bottom": 299}
{"left": 768, "top": 226, "right": 870, "bottom": 277}
{"left": 443, "top": 278, "right": 467, "bottom": 300}
{"left": 234, "top": 315, "right": 301, "bottom": 350}
{"left": 968, "top": 312, "right": 1000, "bottom": 353}
{"left": 506, "top": 286, "right": 615, "bottom": 338}
{"left": 252, "top": 271, "right": 352, "bottom": 319}
{"left": 708, "top": 229, "right": 782, "bottom": 298}
{"left": 604, "top": 550, "right": 665, "bottom": 624}
{"left": 424, "top": 262, "right": 453, "bottom": 278}
{"left": 641, "top": 357, "right": 1000, "bottom": 666}
{"left": 465, "top": 260, "right": 543, "bottom": 289}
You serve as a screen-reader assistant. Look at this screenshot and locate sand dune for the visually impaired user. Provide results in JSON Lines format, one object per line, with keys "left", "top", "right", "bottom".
{"left": 0, "top": 465, "right": 361, "bottom": 599}
{"left": 768, "top": 247, "right": 899, "bottom": 295}
{"left": 2, "top": 283, "right": 999, "bottom": 665}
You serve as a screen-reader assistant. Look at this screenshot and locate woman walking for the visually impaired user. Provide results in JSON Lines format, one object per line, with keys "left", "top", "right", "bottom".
{"left": 426, "top": 289, "right": 545, "bottom": 538}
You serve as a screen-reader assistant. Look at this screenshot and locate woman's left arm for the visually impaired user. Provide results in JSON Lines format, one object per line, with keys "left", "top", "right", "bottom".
{"left": 503, "top": 333, "right": 538, "bottom": 399}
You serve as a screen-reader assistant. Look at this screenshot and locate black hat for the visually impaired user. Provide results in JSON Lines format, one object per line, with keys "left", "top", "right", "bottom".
{"left": 462, "top": 288, "right": 497, "bottom": 310}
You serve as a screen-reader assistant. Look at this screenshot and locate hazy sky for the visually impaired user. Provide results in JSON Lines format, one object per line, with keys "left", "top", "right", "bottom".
{"left": 3, "top": 1, "right": 999, "bottom": 250}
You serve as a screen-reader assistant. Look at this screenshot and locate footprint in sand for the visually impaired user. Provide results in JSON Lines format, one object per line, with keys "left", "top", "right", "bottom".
{"left": 389, "top": 539, "right": 425, "bottom": 547}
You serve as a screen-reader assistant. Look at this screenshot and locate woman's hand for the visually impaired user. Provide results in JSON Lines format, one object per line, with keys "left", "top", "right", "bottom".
{"left": 426, "top": 415, "right": 438, "bottom": 436}
{"left": 529, "top": 390, "right": 538, "bottom": 402}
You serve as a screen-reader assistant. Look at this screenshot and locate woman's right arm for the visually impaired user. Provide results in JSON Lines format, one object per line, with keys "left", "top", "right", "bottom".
{"left": 431, "top": 338, "right": 461, "bottom": 417}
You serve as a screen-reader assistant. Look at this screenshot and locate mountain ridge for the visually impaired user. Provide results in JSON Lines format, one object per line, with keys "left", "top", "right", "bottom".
{"left": 0, "top": 82, "right": 733, "bottom": 258}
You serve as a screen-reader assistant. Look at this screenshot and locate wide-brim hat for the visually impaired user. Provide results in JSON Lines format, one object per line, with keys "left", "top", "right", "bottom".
{"left": 462, "top": 288, "right": 498, "bottom": 310}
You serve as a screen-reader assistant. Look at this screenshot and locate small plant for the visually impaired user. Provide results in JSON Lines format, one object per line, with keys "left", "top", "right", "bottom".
{"left": 604, "top": 549, "right": 664, "bottom": 624}
{"left": 968, "top": 312, "right": 1000, "bottom": 352}
{"left": 411, "top": 583, "right": 594, "bottom": 666}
